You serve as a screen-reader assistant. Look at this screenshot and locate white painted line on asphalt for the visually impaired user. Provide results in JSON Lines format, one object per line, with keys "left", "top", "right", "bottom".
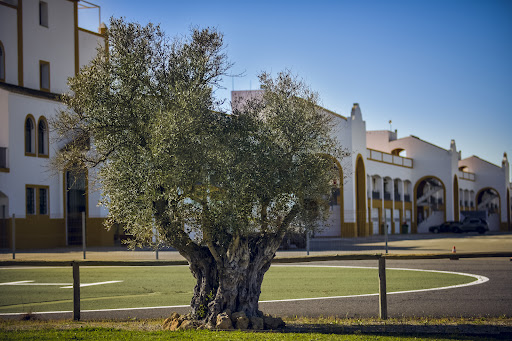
{"left": 0, "top": 280, "right": 123, "bottom": 288}
{"left": 0, "top": 280, "right": 72, "bottom": 286}
{"left": 60, "top": 281, "right": 123, "bottom": 289}
{"left": 261, "top": 265, "right": 489, "bottom": 303}
{"left": 0, "top": 280, "right": 35, "bottom": 285}
{"left": 0, "top": 265, "right": 489, "bottom": 316}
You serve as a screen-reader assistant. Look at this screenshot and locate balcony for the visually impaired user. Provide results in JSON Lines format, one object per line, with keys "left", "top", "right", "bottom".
{"left": 367, "top": 148, "right": 413, "bottom": 168}
{"left": 459, "top": 170, "right": 476, "bottom": 181}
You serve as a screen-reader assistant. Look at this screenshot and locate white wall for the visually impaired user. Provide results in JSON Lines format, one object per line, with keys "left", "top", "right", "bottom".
{"left": 78, "top": 29, "right": 104, "bottom": 69}
{"left": 22, "top": 0, "right": 75, "bottom": 93}
{"left": 1, "top": 91, "right": 65, "bottom": 218}
{"left": 0, "top": 3, "right": 19, "bottom": 85}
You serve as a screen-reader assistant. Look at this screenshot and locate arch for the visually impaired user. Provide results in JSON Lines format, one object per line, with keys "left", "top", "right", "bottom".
{"left": 453, "top": 175, "right": 459, "bottom": 221}
{"left": 355, "top": 154, "right": 366, "bottom": 236}
{"left": 0, "top": 41, "right": 5, "bottom": 82}
{"left": 383, "top": 176, "right": 392, "bottom": 201}
{"left": 391, "top": 148, "right": 405, "bottom": 156}
{"left": 319, "top": 153, "right": 344, "bottom": 236}
{"left": 24, "top": 114, "right": 36, "bottom": 156}
{"left": 37, "top": 116, "right": 49, "bottom": 157}
{"left": 413, "top": 175, "right": 446, "bottom": 233}
{"left": 476, "top": 187, "right": 501, "bottom": 231}
{"left": 394, "top": 178, "right": 403, "bottom": 201}
{"left": 476, "top": 187, "right": 500, "bottom": 215}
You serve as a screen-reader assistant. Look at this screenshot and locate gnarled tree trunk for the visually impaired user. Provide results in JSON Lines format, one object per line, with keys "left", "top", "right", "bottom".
{"left": 184, "top": 234, "right": 282, "bottom": 325}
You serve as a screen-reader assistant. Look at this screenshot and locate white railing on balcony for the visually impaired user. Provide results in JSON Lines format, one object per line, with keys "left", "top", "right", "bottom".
{"left": 367, "top": 149, "right": 413, "bottom": 168}
{"left": 459, "top": 170, "right": 475, "bottom": 181}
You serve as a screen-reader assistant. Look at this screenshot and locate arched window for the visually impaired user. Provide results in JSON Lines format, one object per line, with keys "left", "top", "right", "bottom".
{"left": 0, "top": 41, "right": 5, "bottom": 82}
{"left": 25, "top": 115, "right": 36, "bottom": 156}
{"left": 38, "top": 117, "right": 48, "bottom": 156}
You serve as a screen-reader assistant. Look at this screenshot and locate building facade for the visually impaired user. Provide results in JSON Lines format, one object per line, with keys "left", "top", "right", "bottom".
{"left": 1, "top": 1, "right": 510, "bottom": 250}
{"left": 0, "top": 0, "right": 115, "bottom": 249}
{"left": 316, "top": 103, "right": 511, "bottom": 237}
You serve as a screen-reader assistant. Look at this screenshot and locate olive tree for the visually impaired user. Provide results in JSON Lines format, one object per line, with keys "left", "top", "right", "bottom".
{"left": 52, "top": 18, "right": 342, "bottom": 325}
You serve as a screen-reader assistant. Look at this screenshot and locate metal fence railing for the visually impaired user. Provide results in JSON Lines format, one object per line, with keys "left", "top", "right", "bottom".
{"left": 1, "top": 252, "right": 510, "bottom": 321}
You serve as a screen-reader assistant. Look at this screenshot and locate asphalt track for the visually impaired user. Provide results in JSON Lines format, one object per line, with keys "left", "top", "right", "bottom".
{"left": 1, "top": 257, "right": 510, "bottom": 321}
{"left": 1, "top": 233, "right": 511, "bottom": 320}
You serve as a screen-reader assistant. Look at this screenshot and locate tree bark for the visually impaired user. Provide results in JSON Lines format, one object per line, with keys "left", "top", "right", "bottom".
{"left": 186, "top": 234, "right": 282, "bottom": 324}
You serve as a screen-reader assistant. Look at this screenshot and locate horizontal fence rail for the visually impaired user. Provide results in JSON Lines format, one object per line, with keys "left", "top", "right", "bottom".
{"left": 1, "top": 252, "right": 511, "bottom": 321}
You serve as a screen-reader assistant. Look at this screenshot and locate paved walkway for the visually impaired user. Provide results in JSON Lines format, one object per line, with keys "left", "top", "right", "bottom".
{"left": 1, "top": 232, "right": 510, "bottom": 261}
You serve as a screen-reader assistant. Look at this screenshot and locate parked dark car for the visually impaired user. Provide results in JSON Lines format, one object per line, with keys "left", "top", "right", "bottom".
{"left": 453, "top": 218, "right": 489, "bottom": 234}
{"left": 429, "top": 221, "right": 459, "bottom": 233}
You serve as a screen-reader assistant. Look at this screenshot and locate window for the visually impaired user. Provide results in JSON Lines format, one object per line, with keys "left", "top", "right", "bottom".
{"left": 25, "top": 115, "right": 36, "bottom": 156}
{"left": 37, "top": 117, "right": 48, "bottom": 156}
{"left": 39, "top": 188, "right": 48, "bottom": 214}
{"left": 26, "top": 187, "right": 35, "bottom": 215}
{"left": 40, "top": 60, "right": 50, "bottom": 91}
{"left": 0, "top": 41, "right": 5, "bottom": 82}
{"left": 26, "top": 185, "right": 49, "bottom": 216}
{"left": 39, "top": 1, "right": 48, "bottom": 28}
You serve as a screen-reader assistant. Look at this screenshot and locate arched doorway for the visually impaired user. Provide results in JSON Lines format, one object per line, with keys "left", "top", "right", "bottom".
{"left": 317, "top": 155, "right": 344, "bottom": 237}
{"left": 355, "top": 155, "right": 366, "bottom": 236}
{"left": 453, "top": 175, "right": 459, "bottom": 221}
{"left": 65, "top": 169, "right": 87, "bottom": 245}
{"left": 476, "top": 188, "right": 500, "bottom": 231}
{"left": 414, "top": 176, "right": 446, "bottom": 233}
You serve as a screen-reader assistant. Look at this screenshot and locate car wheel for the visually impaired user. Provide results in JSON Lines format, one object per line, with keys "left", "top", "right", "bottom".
{"left": 432, "top": 228, "right": 439, "bottom": 234}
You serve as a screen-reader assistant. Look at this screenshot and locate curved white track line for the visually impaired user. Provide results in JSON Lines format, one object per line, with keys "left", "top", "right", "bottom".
{"left": 259, "top": 265, "right": 489, "bottom": 303}
{"left": 0, "top": 265, "right": 489, "bottom": 316}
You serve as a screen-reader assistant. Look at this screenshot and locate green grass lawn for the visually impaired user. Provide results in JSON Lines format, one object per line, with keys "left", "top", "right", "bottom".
{"left": 0, "top": 265, "right": 475, "bottom": 314}
{"left": 0, "top": 328, "right": 500, "bottom": 341}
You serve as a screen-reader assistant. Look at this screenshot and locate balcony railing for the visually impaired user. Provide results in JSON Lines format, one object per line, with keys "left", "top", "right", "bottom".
{"left": 372, "top": 191, "right": 380, "bottom": 200}
{"left": 367, "top": 149, "right": 413, "bottom": 168}
{"left": 459, "top": 170, "right": 475, "bottom": 181}
{"left": 404, "top": 194, "right": 411, "bottom": 202}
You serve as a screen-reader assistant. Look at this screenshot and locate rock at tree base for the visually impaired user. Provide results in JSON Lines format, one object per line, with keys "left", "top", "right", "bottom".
{"left": 163, "top": 311, "right": 284, "bottom": 331}
{"left": 264, "top": 315, "right": 285, "bottom": 329}
{"left": 250, "top": 316, "right": 264, "bottom": 330}
{"left": 162, "top": 317, "right": 181, "bottom": 331}
{"left": 178, "top": 320, "right": 197, "bottom": 330}
{"left": 216, "top": 312, "right": 234, "bottom": 330}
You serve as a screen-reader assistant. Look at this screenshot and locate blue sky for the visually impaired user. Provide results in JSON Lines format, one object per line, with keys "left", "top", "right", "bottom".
{"left": 80, "top": 0, "right": 512, "bottom": 173}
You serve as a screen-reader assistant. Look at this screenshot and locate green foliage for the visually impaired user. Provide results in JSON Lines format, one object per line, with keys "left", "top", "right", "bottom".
{"left": 51, "top": 18, "right": 341, "bottom": 256}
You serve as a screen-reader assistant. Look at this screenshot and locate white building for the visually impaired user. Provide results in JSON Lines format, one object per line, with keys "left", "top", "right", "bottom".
{"left": 233, "top": 91, "right": 512, "bottom": 238}
{"left": 0, "top": 0, "right": 113, "bottom": 249}
{"left": 1, "top": 1, "right": 510, "bottom": 250}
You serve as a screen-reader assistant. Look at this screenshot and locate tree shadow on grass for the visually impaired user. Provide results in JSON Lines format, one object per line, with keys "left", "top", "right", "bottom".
{"left": 280, "top": 323, "right": 512, "bottom": 340}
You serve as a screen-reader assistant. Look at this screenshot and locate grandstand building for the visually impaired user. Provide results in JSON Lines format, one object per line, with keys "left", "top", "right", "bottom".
{"left": 1, "top": 1, "right": 510, "bottom": 249}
